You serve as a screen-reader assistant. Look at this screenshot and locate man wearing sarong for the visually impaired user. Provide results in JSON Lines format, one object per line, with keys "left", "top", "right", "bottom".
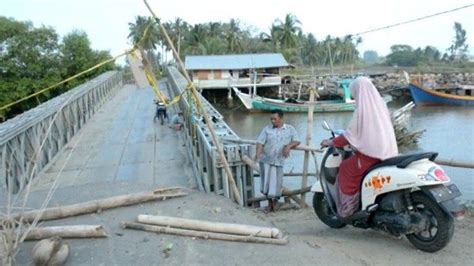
{"left": 255, "top": 109, "right": 300, "bottom": 212}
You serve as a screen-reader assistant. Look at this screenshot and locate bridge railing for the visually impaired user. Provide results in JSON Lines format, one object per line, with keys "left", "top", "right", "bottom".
{"left": 165, "top": 66, "right": 255, "bottom": 205}
{"left": 0, "top": 71, "right": 123, "bottom": 193}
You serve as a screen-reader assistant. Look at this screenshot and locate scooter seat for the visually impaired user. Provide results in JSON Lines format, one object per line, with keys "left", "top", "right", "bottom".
{"left": 364, "top": 152, "right": 438, "bottom": 174}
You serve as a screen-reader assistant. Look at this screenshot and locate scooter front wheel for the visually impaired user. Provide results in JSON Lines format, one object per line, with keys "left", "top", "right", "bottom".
{"left": 313, "top": 192, "right": 346, "bottom": 228}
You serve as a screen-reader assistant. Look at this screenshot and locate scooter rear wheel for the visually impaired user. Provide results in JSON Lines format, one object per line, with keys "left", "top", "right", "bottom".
{"left": 313, "top": 192, "right": 346, "bottom": 228}
{"left": 406, "top": 192, "right": 454, "bottom": 252}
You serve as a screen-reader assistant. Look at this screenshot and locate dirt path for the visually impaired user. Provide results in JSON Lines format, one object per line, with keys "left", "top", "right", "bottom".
{"left": 15, "top": 183, "right": 474, "bottom": 265}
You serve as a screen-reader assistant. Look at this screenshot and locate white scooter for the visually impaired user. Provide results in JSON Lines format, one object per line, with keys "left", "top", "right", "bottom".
{"left": 311, "top": 121, "right": 465, "bottom": 252}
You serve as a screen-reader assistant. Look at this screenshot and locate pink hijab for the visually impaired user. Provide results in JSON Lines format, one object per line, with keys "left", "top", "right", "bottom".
{"left": 344, "top": 77, "right": 398, "bottom": 160}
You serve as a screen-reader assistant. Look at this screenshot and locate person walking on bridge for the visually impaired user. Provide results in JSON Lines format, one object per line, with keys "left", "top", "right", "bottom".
{"left": 255, "top": 109, "right": 300, "bottom": 212}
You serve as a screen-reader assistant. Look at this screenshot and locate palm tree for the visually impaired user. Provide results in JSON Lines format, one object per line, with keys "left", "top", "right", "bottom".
{"left": 172, "top": 18, "right": 189, "bottom": 58}
{"left": 260, "top": 24, "right": 281, "bottom": 50}
{"left": 225, "top": 19, "right": 242, "bottom": 53}
{"left": 188, "top": 24, "right": 207, "bottom": 46}
{"left": 208, "top": 22, "right": 222, "bottom": 38}
{"left": 274, "top": 14, "right": 302, "bottom": 49}
{"left": 128, "top": 16, "right": 161, "bottom": 51}
{"left": 302, "top": 33, "right": 318, "bottom": 65}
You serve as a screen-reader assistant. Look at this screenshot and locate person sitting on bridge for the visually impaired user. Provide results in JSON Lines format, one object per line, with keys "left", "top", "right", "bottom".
{"left": 169, "top": 111, "right": 184, "bottom": 130}
{"left": 255, "top": 109, "right": 300, "bottom": 212}
{"left": 320, "top": 77, "right": 398, "bottom": 217}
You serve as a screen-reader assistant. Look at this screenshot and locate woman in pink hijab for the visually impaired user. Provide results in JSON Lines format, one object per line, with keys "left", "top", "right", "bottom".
{"left": 321, "top": 77, "right": 398, "bottom": 217}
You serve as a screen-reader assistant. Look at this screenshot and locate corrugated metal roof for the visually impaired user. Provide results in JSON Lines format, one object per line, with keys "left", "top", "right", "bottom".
{"left": 185, "top": 53, "right": 289, "bottom": 70}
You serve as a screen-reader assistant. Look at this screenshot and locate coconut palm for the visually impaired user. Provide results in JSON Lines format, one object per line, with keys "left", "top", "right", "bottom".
{"left": 274, "top": 14, "right": 302, "bottom": 49}
{"left": 260, "top": 24, "right": 281, "bottom": 50}
{"left": 225, "top": 19, "right": 243, "bottom": 53}
{"left": 128, "top": 16, "right": 160, "bottom": 51}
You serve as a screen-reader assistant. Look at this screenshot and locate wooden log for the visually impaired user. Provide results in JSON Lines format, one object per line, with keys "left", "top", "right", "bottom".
{"left": 241, "top": 155, "right": 306, "bottom": 207}
{"left": 13, "top": 187, "right": 187, "bottom": 223}
{"left": 144, "top": 0, "right": 242, "bottom": 205}
{"left": 435, "top": 158, "right": 474, "bottom": 169}
{"left": 122, "top": 222, "right": 288, "bottom": 245}
{"left": 25, "top": 225, "right": 107, "bottom": 240}
{"left": 137, "top": 215, "right": 281, "bottom": 238}
{"left": 247, "top": 186, "right": 311, "bottom": 204}
{"left": 301, "top": 89, "right": 315, "bottom": 206}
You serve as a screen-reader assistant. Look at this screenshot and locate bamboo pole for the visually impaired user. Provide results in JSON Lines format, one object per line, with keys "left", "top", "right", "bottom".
{"left": 435, "top": 158, "right": 474, "bottom": 169}
{"left": 121, "top": 222, "right": 288, "bottom": 245}
{"left": 221, "top": 137, "right": 322, "bottom": 153}
{"left": 301, "top": 89, "right": 315, "bottom": 206}
{"left": 137, "top": 215, "right": 281, "bottom": 238}
{"left": 143, "top": 0, "right": 242, "bottom": 205}
{"left": 251, "top": 173, "right": 318, "bottom": 177}
{"left": 12, "top": 187, "right": 187, "bottom": 222}
{"left": 241, "top": 155, "right": 307, "bottom": 207}
{"left": 24, "top": 225, "right": 107, "bottom": 240}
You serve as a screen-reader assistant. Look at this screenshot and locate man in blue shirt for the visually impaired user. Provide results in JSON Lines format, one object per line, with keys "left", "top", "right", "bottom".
{"left": 255, "top": 109, "right": 300, "bottom": 212}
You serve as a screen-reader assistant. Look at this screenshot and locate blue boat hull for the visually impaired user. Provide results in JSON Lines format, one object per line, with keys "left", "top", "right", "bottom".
{"left": 409, "top": 84, "right": 474, "bottom": 106}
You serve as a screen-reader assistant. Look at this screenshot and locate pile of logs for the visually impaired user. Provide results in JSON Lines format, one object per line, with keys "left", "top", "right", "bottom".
{"left": 391, "top": 101, "right": 425, "bottom": 147}
{"left": 10, "top": 187, "right": 188, "bottom": 240}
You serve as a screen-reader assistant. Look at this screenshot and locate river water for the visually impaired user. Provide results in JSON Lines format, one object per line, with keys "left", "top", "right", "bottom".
{"left": 218, "top": 101, "right": 474, "bottom": 201}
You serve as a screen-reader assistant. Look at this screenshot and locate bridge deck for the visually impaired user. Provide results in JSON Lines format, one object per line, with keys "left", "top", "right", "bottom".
{"left": 31, "top": 82, "right": 193, "bottom": 191}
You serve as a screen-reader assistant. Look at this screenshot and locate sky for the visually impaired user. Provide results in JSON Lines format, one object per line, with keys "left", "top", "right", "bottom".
{"left": 2, "top": 0, "right": 473, "bottom": 62}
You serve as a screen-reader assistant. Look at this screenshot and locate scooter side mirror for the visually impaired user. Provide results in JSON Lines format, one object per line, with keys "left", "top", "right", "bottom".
{"left": 322, "top": 120, "right": 331, "bottom": 131}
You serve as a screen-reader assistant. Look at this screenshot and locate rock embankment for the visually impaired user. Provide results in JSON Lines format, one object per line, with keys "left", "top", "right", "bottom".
{"left": 282, "top": 72, "right": 474, "bottom": 99}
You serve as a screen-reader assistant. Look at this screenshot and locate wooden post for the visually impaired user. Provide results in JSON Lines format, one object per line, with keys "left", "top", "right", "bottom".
{"left": 297, "top": 83, "right": 302, "bottom": 100}
{"left": 301, "top": 89, "right": 315, "bottom": 206}
{"left": 144, "top": 0, "right": 242, "bottom": 205}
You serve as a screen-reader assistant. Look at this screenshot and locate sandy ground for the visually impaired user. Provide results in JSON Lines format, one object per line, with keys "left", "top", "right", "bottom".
{"left": 14, "top": 184, "right": 474, "bottom": 266}
{"left": 5, "top": 83, "right": 474, "bottom": 265}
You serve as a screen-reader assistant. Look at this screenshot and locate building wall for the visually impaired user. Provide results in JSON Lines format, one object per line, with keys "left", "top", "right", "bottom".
{"left": 191, "top": 68, "right": 282, "bottom": 81}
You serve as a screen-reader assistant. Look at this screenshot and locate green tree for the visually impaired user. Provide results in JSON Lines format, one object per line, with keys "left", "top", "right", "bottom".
{"left": 0, "top": 17, "right": 62, "bottom": 116}
{"left": 60, "top": 30, "right": 114, "bottom": 89}
{"left": 225, "top": 19, "right": 243, "bottom": 53}
{"left": 260, "top": 24, "right": 281, "bottom": 50}
{"left": 0, "top": 17, "right": 115, "bottom": 119}
{"left": 386, "top": 45, "right": 417, "bottom": 66}
{"left": 128, "top": 16, "right": 161, "bottom": 51}
{"left": 448, "top": 22, "right": 469, "bottom": 61}
{"left": 274, "top": 14, "right": 301, "bottom": 49}
{"left": 363, "top": 50, "right": 379, "bottom": 64}
{"left": 301, "top": 33, "right": 318, "bottom": 65}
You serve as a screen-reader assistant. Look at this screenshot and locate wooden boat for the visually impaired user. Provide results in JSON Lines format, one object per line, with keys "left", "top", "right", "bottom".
{"left": 233, "top": 79, "right": 392, "bottom": 113}
{"left": 233, "top": 87, "right": 355, "bottom": 112}
{"left": 232, "top": 78, "right": 355, "bottom": 113}
{"left": 409, "top": 82, "right": 474, "bottom": 106}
